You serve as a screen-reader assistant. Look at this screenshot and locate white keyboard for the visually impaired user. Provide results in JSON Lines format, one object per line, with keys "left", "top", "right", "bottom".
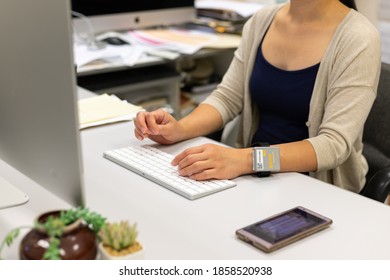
{"left": 103, "top": 145, "right": 237, "bottom": 200}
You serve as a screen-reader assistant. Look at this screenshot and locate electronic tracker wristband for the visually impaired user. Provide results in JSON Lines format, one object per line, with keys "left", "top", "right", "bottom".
{"left": 252, "top": 143, "right": 280, "bottom": 177}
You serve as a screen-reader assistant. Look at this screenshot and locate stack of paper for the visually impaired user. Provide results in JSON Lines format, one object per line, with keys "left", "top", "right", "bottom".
{"left": 195, "top": 0, "right": 265, "bottom": 19}
{"left": 78, "top": 94, "right": 143, "bottom": 129}
{"left": 127, "top": 29, "right": 218, "bottom": 55}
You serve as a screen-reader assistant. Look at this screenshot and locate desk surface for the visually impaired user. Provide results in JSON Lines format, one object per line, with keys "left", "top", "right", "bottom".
{"left": 1, "top": 89, "right": 390, "bottom": 260}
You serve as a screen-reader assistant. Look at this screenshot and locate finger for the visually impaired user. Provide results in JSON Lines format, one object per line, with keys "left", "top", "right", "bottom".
{"left": 134, "top": 128, "right": 145, "bottom": 141}
{"left": 134, "top": 124, "right": 152, "bottom": 139}
{"left": 134, "top": 111, "right": 151, "bottom": 134}
{"left": 171, "top": 146, "right": 206, "bottom": 166}
{"left": 153, "top": 109, "right": 171, "bottom": 124}
{"left": 178, "top": 159, "right": 210, "bottom": 177}
{"left": 177, "top": 152, "right": 208, "bottom": 173}
{"left": 189, "top": 168, "right": 216, "bottom": 181}
{"left": 134, "top": 124, "right": 144, "bottom": 136}
{"left": 145, "top": 113, "right": 162, "bottom": 135}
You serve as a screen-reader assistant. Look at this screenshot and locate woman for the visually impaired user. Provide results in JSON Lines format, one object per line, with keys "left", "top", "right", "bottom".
{"left": 134, "top": 0, "right": 381, "bottom": 193}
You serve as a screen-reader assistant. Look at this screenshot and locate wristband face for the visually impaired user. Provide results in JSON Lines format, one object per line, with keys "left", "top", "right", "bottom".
{"left": 252, "top": 147, "right": 281, "bottom": 172}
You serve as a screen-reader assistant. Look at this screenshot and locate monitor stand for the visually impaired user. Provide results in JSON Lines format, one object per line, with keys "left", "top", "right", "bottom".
{"left": 0, "top": 177, "right": 29, "bottom": 210}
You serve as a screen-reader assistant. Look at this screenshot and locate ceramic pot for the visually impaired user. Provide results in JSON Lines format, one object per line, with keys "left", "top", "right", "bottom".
{"left": 98, "top": 242, "right": 144, "bottom": 260}
{"left": 19, "top": 210, "right": 98, "bottom": 260}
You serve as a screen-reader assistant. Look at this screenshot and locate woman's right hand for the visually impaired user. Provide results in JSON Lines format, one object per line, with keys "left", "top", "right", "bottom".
{"left": 133, "top": 109, "right": 184, "bottom": 145}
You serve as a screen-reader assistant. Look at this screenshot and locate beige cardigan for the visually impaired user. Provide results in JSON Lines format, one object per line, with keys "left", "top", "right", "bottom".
{"left": 203, "top": 5, "right": 381, "bottom": 192}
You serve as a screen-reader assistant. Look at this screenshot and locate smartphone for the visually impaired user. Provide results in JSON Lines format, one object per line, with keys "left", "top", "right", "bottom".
{"left": 236, "top": 206, "right": 332, "bottom": 253}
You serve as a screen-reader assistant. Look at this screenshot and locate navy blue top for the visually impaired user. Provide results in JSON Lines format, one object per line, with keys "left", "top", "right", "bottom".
{"left": 250, "top": 44, "right": 320, "bottom": 145}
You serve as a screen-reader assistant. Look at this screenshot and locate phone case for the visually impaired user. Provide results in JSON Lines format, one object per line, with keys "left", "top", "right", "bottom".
{"left": 236, "top": 206, "right": 332, "bottom": 253}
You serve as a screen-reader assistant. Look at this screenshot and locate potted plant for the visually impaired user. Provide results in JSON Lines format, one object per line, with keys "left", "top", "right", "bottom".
{"left": 98, "top": 221, "right": 144, "bottom": 260}
{"left": 0, "top": 207, "right": 106, "bottom": 260}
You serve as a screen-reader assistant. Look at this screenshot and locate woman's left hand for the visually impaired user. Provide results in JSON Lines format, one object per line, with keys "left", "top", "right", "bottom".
{"left": 171, "top": 144, "right": 252, "bottom": 180}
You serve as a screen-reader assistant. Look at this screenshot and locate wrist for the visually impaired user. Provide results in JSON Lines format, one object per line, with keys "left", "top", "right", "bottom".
{"left": 240, "top": 148, "right": 255, "bottom": 175}
{"left": 177, "top": 119, "right": 195, "bottom": 142}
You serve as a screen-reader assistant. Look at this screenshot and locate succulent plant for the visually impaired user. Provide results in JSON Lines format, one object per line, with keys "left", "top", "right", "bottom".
{"left": 0, "top": 207, "right": 106, "bottom": 260}
{"left": 98, "top": 221, "right": 138, "bottom": 251}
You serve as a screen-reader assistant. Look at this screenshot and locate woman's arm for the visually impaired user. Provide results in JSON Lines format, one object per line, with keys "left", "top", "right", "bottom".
{"left": 177, "top": 104, "right": 223, "bottom": 140}
{"left": 133, "top": 104, "right": 223, "bottom": 144}
{"left": 275, "top": 140, "right": 318, "bottom": 172}
{"left": 172, "top": 140, "right": 318, "bottom": 181}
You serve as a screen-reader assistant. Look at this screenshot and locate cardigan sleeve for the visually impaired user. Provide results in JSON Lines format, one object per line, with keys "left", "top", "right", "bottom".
{"left": 200, "top": 19, "right": 251, "bottom": 127}
{"left": 307, "top": 13, "right": 381, "bottom": 171}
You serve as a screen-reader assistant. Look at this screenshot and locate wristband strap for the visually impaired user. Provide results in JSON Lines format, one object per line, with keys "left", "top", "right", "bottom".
{"left": 251, "top": 142, "right": 280, "bottom": 177}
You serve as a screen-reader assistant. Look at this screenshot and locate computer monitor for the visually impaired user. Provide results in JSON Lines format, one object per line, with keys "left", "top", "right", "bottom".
{"left": 0, "top": 0, "right": 84, "bottom": 207}
{"left": 71, "top": 0, "right": 196, "bottom": 34}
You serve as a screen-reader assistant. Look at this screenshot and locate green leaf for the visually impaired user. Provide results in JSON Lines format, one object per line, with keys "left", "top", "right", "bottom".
{"left": 5, "top": 228, "right": 20, "bottom": 246}
{"left": 43, "top": 238, "right": 61, "bottom": 260}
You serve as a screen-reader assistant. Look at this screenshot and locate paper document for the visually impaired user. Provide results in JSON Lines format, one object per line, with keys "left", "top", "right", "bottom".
{"left": 78, "top": 94, "right": 143, "bottom": 129}
{"left": 127, "top": 29, "right": 217, "bottom": 54}
{"left": 204, "top": 33, "right": 241, "bottom": 48}
{"left": 74, "top": 44, "right": 146, "bottom": 68}
{"left": 195, "top": 0, "right": 264, "bottom": 18}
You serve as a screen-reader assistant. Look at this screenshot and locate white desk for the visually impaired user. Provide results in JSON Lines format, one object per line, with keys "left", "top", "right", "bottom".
{"left": 1, "top": 89, "right": 390, "bottom": 260}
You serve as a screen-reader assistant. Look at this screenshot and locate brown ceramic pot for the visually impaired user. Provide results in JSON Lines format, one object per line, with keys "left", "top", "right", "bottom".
{"left": 19, "top": 210, "right": 98, "bottom": 260}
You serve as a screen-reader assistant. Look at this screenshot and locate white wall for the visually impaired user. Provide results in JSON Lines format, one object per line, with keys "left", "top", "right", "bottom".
{"left": 356, "top": 0, "right": 379, "bottom": 26}
{"left": 377, "top": 0, "right": 390, "bottom": 63}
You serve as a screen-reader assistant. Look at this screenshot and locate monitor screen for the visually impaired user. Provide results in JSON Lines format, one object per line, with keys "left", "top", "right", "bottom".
{"left": 0, "top": 0, "right": 84, "bottom": 207}
{"left": 71, "top": 0, "right": 196, "bottom": 33}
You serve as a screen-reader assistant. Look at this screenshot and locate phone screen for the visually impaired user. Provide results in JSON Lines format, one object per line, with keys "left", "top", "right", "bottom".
{"left": 244, "top": 208, "right": 327, "bottom": 244}
{"left": 236, "top": 206, "right": 332, "bottom": 253}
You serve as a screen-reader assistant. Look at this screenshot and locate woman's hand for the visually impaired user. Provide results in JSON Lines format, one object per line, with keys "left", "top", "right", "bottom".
{"left": 171, "top": 144, "right": 253, "bottom": 180}
{"left": 134, "top": 109, "right": 184, "bottom": 145}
